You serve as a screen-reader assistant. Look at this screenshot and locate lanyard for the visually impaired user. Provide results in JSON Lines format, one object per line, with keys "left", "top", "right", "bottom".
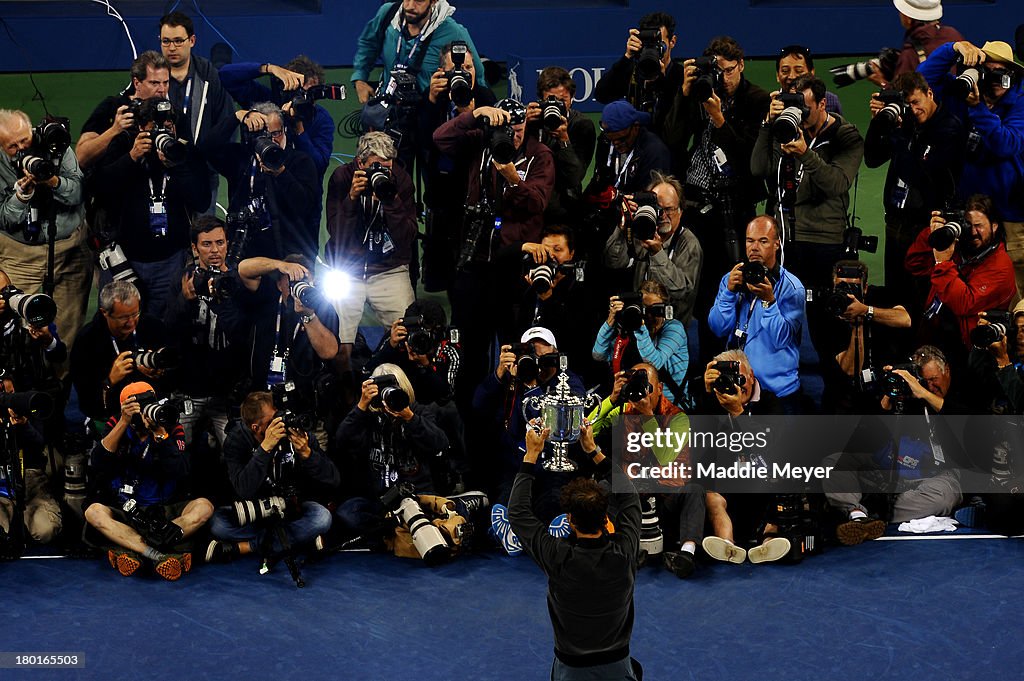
{"left": 111, "top": 332, "right": 136, "bottom": 356}
{"left": 182, "top": 78, "right": 192, "bottom": 116}
{"left": 148, "top": 175, "right": 166, "bottom": 202}
{"left": 607, "top": 147, "right": 635, "bottom": 189}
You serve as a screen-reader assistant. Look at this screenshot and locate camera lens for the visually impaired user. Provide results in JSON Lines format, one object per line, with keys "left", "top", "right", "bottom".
{"left": 970, "top": 323, "right": 1007, "bottom": 349}
{"left": 927, "top": 222, "right": 962, "bottom": 251}
{"left": 448, "top": 70, "right": 473, "bottom": 108}
{"left": 954, "top": 67, "right": 980, "bottom": 100}
{"left": 771, "top": 107, "right": 804, "bottom": 144}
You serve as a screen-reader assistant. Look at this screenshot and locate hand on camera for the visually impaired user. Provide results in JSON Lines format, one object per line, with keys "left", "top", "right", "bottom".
{"left": 609, "top": 370, "right": 629, "bottom": 404}
{"left": 624, "top": 28, "right": 642, "bottom": 59}
{"left": 839, "top": 295, "right": 868, "bottom": 322}
{"left": 27, "top": 324, "right": 52, "bottom": 345}
{"left": 239, "top": 110, "right": 269, "bottom": 133}
{"left": 261, "top": 415, "right": 287, "bottom": 452}
{"left": 259, "top": 157, "right": 284, "bottom": 177}
{"left": 349, "top": 169, "right": 368, "bottom": 201}
{"left": 781, "top": 133, "right": 808, "bottom": 157}
{"left": 952, "top": 41, "right": 986, "bottom": 67}
{"left": 112, "top": 104, "right": 135, "bottom": 133}
{"left": 703, "top": 360, "right": 721, "bottom": 394}
{"left": 868, "top": 93, "right": 885, "bottom": 118}
{"left": 268, "top": 64, "right": 305, "bottom": 92}
{"left": 681, "top": 58, "right": 697, "bottom": 97}
{"left": 357, "top": 379, "right": 379, "bottom": 412}
{"left": 277, "top": 261, "right": 310, "bottom": 283}
{"left": 929, "top": 211, "right": 955, "bottom": 262}
{"left": 384, "top": 403, "right": 415, "bottom": 421}
{"left": 354, "top": 80, "right": 374, "bottom": 105}
{"left": 703, "top": 90, "right": 725, "bottom": 127}
{"left": 181, "top": 271, "right": 199, "bottom": 301}
{"left": 747, "top": 279, "right": 775, "bottom": 304}
{"left": 978, "top": 313, "right": 1013, "bottom": 366}
{"left": 606, "top": 296, "right": 624, "bottom": 326}
{"left": 7, "top": 408, "right": 27, "bottom": 426}
{"left": 129, "top": 132, "right": 153, "bottom": 162}
{"left": 389, "top": 318, "right": 409, "bottom": 348}
{"left": 119, "top": 396, "right": 141, "bottom": 423}
{"left": 522, "top": 242, "right": 554, "bottom": 263}
{"left": 767, "top": 91, "right": 785, "bottom": 122}
{"left": 726, "top": 262, "right": 746, "bottom": 293}
{"left": 288, "top": 427, "right": 312, "bottom": 459}
{"left": 473, "top": 106, "right": 510, "bottom": 126}
{"left": 109, "top": 350, "right": 135, "bottom": 384}
{"left": 428, "top": 68, "right": 448, "bottom": 104}
{"left": 496, "top": 344, "right": 516, "bottom": 381}
{"left": 639, "top": 231, "right": 664, "bottom": 254}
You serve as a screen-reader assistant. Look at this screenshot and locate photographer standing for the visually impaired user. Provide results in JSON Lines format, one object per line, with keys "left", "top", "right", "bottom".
{"left": 212, "top": 102, "right": 319, "bottom": 260}
{"left": 206, "top": 390, "right": 338, "bottom": 564}
{"left": 708, "top": 216, "right": 806, "bottom": 413}
{"left": 664, "top": 36, "right": 769, "bottom": 284}
{"left": 84, "top": 382, "right": 213, "bottom": 580}
{"left": 904, "top": 195, "right": 1015, "bottom": 364}
{"left": 918, "top": 39, "right": 1024, "bottom": 293}
{"left": 368, "top": 300, "right": 459, "bottom": 406}
{"left": 594, "top": 11, "right": 684, "bottom": 140}
{"left": 967, "top": 303, "right": 1024, "bottom": 414}
{"left": 86, "top": 97, "right": 211, "bottom": 319}
{"left": 0, "top": 109, "right": 93, "bottom": 356}
{"left": 864, "top": 71, "right": 966, "bottom": 303}
{"left": 325, "top": 131, "right": 416, "bottom": 354}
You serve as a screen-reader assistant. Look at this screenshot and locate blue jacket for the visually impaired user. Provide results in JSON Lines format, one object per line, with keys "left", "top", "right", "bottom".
{"left": 919, "top": 42, "right": 1024, "bottom": 221}
{"left": 351, "top": 1, "right": 487, "bottom": 94}
{"left": 708, "top": 267, "right": 806, "bottom": 398}
{"left": 592, "top": 320, "right": 689, "bottom": 404}
{"left": 218, "top": 62, "right": 334, "bottom": 182}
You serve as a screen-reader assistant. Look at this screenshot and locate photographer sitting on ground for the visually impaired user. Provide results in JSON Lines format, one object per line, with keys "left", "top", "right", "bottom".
{"left": 593, "top": 281, "right": 689, "bottom": 407}
{"left": 334, "top": 364, "right": 449, "bottom": 536}
{"left": 83, "top": 381, "right": 213, "bottom": 580}
{"left": 205, "top": 390, "right": 338, "bottom": 564}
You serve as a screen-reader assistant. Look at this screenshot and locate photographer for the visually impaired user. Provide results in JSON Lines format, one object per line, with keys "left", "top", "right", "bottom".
{"left": 84, "top": 382, "right": 214, "bottom": 580}
{"left": 918, "top": 39, "right": 1024, "bottom": 292}
{"left": 325, "top": 131, "right": 416, "bottom": 350}
{"left": 86, "top": 97, "right": 211, "bottom": 320}
{"left": 369, "top": 300, "right": 459, "bottom": 406}
{"left": 525, "top": 67, "right": 597, "bottom": 228}
{"left": 879, "top": 344, "right": 967, "bottom": 414}
{"left": 69, "top": 281, "right": 170, "bottom": 424}
{"left": 708, "top": 216, "right": 806, "bottom": 413}
{"left": 751, "top": 75, "right": 864, "bottom": 289}
{"left": 163, "top": 217, "right": 249, "bottom": 447}
{"left": 864, "top": 71, "right": 966, "bottom": 303}
{"left": 904, "top": 195, "right": 1015, "bottom": 363}
{"left": 593, "top": 281, "right": 689, "bottom": 407}
{"left": 419, "top": 41, "right": 497, "bottom": 292}
{"left": 663, "top": 36, "right": 769, "bottom": 284}
{"left": 589, "top": 362, "right": 704, "bottom": 579}
{"left": 593, "top": 11, "right": 684, "bottom": 139}
{"left": 509, "top": 425, "right": 643, "bottom": 680}
{"left": 212, "top": 102, "right": 319, "bottom": 260}
{"left": 701, "top": 349, "right": 782, "bottom": 416}
{"left": 237, "top": 254, "right": 341, "bottom": 404}
{"left": 0, "top": 109, "right": 93, "bottom": 355}
{"left": 603, "top": 172, "right": 703, "bottom": 324}
{"left": 889, "top": 1, "right": 963, "bottom": 82}
{"left": 589, "top": 100, "right": 672, "bottom": 198}
{"left": 76, "top": 51, "right": 170, "bottom": 169}
{"left": 775, "top": 45, "right": 842, "bottom": 115}
{"left": 0, "top": 374, "right": 61, "bottom": 550}
{"left": 814, "top": 260, "right": 913, "bottom": 413}
{"left": 966, "top": 304, "right": 1024, "bottom": 414}
{"left": 334, "top": 365, "right": 449, "bottom": 535}
{"left": 205, "top": 390, "right": 338, "bottom": 564}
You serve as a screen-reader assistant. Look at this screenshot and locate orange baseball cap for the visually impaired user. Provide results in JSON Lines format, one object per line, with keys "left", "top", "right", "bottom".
{"left": 120, "top": 381, "right": 155, "bottom": 404}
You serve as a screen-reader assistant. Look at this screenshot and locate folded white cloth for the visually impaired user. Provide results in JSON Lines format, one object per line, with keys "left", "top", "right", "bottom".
{"left": 897, "top": 515, "right": 958, "bottom": 533}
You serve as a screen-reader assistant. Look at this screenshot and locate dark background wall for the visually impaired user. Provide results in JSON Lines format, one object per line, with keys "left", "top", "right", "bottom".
{"left": 0, "top": 0, "right": 1014, "bottom": 74}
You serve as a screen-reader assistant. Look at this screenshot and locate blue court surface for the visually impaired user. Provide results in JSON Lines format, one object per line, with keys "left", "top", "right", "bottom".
{"left": 3, "top": 536, "right": 1023, "bottom": 681}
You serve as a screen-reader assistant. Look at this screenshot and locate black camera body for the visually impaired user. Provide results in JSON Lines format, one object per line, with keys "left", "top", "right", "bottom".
{"left": 621, "top": 368, "right": 653, "bottom": 403}
{"left": 457, "top": 200, "right": 495, "bottom": 269}
{"left": 0, "top": 284, "right": 57, "bottom": 328}
{"left": 691, "top": 56, "right": 723, "bottom": 101}
{"left": 288, "top": 83, "right": 347, "bottom": 121}
{"left": 192, "top": 267, "right": 238, "bottom": 302}
{"left": 132, "top": 389, "right": 183, "bottom": 430}
{"left": 876, "top": 89, "right": 908, "bottom": 128}
{"left": 511, "top": 343, "right": 562, "bottom": 383}
{"left": 711, "top": 360, "right": 746, "bottom": 396}
{"left": 538, "top": 96, "right": 567, "bottom": 132}
{"left": 842, "top": 226, "right": 879, "bottom": 260}
{"left": 635, "top": 29, "right": 667, "bottom": 82}
{"left": 15, "top": 117, "right": 71, "bottom": 182}
{"left": 971, "top": 310, "right": 1014, "bottom": 349}
{"left": 741, "top": 260, "right": 770, "bottom": 286}
{"left": 365, "top": 161, "right": 398, "bottom": 202}
{"left": 830, "top": 47, "right": 899, "bottom": 88}
{"left": 271, "top": 379, "right": 314, "bottom": 429}
{"left": 628, "top": 191, "right": 661, "bottom": 241}
{"left": 880, "top": 362, "right": 922, "bottom": 399}
{"left": 482, "top": 118, "right": 517, "bottom": 165}
{"left": 370, "top": 374, "right": 410, "bottom": 412}
{"left": 445, "top": 41, "right": 474, "bottom": 108}
{"left": 399, "top": 315, "right": 440, "bottom": 356}
{"left": 928, "top": 207, "right": 967, "bottom": 251}
{"left": 772, "top": 92, "right": 809, "bottom": 144}
{"left": 252, "top": 129, "right": 286, "bottom": 172}
{"left": 807, "top": 282, "right": 861, "bottom": 318}
{"left": 122, "top": 498, "right": 185, "bottom": 549}
{"left": 525, "top": 256, "right": 584, "bottom": 295}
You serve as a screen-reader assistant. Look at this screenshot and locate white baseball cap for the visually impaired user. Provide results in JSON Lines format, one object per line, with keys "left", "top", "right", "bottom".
{"left": 520, "top": 326, "right": 558, "bottom": 349}
{"left": 893, "top": 0, "right": 942, "bottom": 22}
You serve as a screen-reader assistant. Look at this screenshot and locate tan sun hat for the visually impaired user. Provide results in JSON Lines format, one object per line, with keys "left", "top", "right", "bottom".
{"left": 981, "top": 41, "right": 1024, "bottom": 72}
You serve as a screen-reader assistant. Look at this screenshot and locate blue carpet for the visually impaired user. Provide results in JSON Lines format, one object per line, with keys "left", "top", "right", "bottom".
{"left": 3, "top": 539, "right": 1024, "bottom": 680}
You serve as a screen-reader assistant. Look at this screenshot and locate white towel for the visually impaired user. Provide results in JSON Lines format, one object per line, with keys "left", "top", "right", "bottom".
{"left": 897, "top": 515, "right": 958, "bottom": 533}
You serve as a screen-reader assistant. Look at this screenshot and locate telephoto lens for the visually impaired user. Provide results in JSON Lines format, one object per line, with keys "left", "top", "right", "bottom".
{"left": 365, "top": 161, "right": 397, "bottom": 202}
{"left": 634, "top": 29, "right": 666, "bottom": 82}
{"left": 254, "top": 133, "right": 285, "bottom": 171}
{"left": 291, "top": 280, "right": 321, "bottom": 308}
{"left": 370, "top": 374, "right": 411, "bottom": 412}
{"left": 771, "top": 93, "right": 807, "bottom": 144}
{"left": 927, "top": 221, "right": 962, "bottom": 251}
{"left": 540, "top": 96, "right": 567, "bottom": 132}
{"left": 629, "top": 191, "right": 660, "bottom": 241}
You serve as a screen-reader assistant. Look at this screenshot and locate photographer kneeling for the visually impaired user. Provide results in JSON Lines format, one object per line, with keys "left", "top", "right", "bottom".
{"left": 83, "top": 382, "right": 213, "bottom": 580}
{"left": 966, "top": 303, "right": 1024, "bottom": 414}
{"left": 205, "top": 390, "right": 338, "bottom": 564}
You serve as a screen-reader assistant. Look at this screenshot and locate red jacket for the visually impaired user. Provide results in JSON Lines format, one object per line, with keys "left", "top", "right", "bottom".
{"left": 432, "top": 111, "right": 554, "bottom": 248}
{"left": 905, "top": 226, "right": 1015, "bottom": 347}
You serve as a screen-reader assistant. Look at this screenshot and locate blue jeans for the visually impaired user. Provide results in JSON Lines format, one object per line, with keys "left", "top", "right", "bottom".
{"left": 209, "top": 502, "right": 332, "bottom": 553}
{"left": 334, "top": 497, "right": 384, "bottom": 536}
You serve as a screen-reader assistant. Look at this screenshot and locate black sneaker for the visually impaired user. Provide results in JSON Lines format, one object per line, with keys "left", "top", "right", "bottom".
{"left": 663, "top": 550, "right": 695, "bottom": 579}
{"left": 204, "top": 540, "right": 241, "bottom": 564}
{"left": 449, "top": 491, "right": 490, "bottom": 517}
{"left": 836, "top": 517, "right": 886, "bottom": 546}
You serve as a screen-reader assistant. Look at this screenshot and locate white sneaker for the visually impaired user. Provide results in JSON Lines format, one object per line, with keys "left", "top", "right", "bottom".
{"left": 702, "top": 536, "right": 746, "bottom": 564}
{"left": 748, "top": 537, "right": 791, "bottom": 564}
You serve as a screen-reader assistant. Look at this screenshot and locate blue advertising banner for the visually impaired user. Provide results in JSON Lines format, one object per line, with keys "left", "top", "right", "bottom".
{"left": 507, "top": 54, "right": 617, "bottom": 113}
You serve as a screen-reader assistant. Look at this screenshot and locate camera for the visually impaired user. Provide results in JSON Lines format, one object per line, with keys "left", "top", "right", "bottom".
{"left": 0, "top": 389, "right": 53, "bottom": 418}
{"left": 192, "top": 267, "right": 238, "bottom": 301}
{"left": 539, "top": 95, "right": 567, "bottom": 132}
{"left": 691, "top": 56, "right": 723, "bottom": 101}
{"left": 234, "top": 496, "right": 287, "bottom": 525}
{"left": 146, "top": 100, "right": 185, "bottom": 165}
{"left": 741, "top": 260, "right": 769, "bottom": 286}
{"left": 952, "top": 57, "right": 981, "bottom": 101}
{"left": 14, "top": 117, "right": 71, "bottom": 182}
{"left": 271, "top": 380, "right": 314, "bottom": 427}
{"left": 842, "top": 227, "right": 878, "bottom": 260}
{"left": 132, "top": 389, "right": 183, "bottom": 430}
{"left": 122, "top": 498, "right": 184, "bottom": 549}
{"left": 0, "top": 285, "right": 56, "bottom": 328}
{"left": 772, "top": 92, "right": 809, "bottom": 144}
{"left": 511, "top": 343, "right": 562, "bottom": 383}
{"left": 981, "top": 67, "right": 1014, "bottom": 94}
{"left": 807, "top": 282, "right": 861, "bottom": 317}
{"left": 526, "top": 257, "right": 584, "bottom": 295}
{"left": 481, "top": 102, "right": 525, "bottom": 166}
{"left": 291, "top": 280, "right": 321, "bottom": 309}
{"left": 971, "top": 310, "right": 1013, "bottom": 349}
{"left": 621, "top": 368, "right": 653, "bottom": 403}
{"left": 635, "top": 29, "right": 667, "bottom": 82}
{"left": 288, "top": 83, "right": 347, "bottom": 122}
{"left": 875, "top": 89, "right": 907, "bottom": 128}
{"left": 381, "top": 482, "right": 450, "bottom": 566}
{"left": 98, "top": 242, "right": 139, "bottom": 284}
{"left": 445, "top": 41, "right": 473, "bottom": 108}
{"left": 365, "top": 161, "right": 397, "bottom": 202}
{"left": 830, "top": 47, "right": 900, "bottom": 88}
{"left": 276, "top": 408, "right": 312, "bottom": 432}
{"left": 881, "top": 362, "right": 922, "bottom": 399}
{"left": 131, "top": 347, "right": 178, "bottom": 372}
{"left": 614, "top": 292, "right": 645, "bottom": 334}
{"left": 928, "top": 208, "right": 966, "bottom": 251}
{"left": 370, "top": 374, "right": 410, "bottom": 412}
{"left": 253, "top": 130, "right": 285, "bottom": 172}
{"left": 457, "top": 201, "right": 495, "bottom": 269}
{"left": 398, "top": 315, "right": 439, "bottom": 356}
{"left": 628, "top": 191, "right": 661, "bottom": 241}
{"left": 710, "top": 360, "right": 746, "bottom": 396}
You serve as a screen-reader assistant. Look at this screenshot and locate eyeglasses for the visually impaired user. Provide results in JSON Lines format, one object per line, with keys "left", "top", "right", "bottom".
{"left": 106, "top": 311, "right": 141, "bottom": 323}
{"left": 160, "top": 37, "right": 189, "bottom": 47}
{"left": 266, "top": 129, "right": 285, "bottom": 140}
{"left": 720, "top": 63, "right": 741, "bottom": 77}
{"left": 659, "top": 205, "right": 681, "bottom": 215}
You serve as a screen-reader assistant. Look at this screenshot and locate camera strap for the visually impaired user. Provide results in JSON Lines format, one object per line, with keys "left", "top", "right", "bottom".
{"left": 607, "top": 147, "right": 636, "bottom": 189}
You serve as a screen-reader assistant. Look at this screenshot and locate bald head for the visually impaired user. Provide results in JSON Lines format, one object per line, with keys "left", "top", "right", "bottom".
{"left": 745, "top": 215, "right": 781, "bottom": 270}
{"left": 0, "top": 110, "right": 32, "bottom": 159}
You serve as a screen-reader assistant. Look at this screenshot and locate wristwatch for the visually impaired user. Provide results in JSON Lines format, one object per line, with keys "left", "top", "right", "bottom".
{"left": 865, "top": 306, "right": 875, "bottom": 322}
{"left": 300, "top": 313, "right": 315, "bottom": 325}
{"left": 761, "top": 299, "right": 774, "bottom": 309}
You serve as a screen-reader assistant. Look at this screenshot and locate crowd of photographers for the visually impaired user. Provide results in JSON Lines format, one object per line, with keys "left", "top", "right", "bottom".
{"left": 0, "top": 1, "right": 1023, "bottom": 595}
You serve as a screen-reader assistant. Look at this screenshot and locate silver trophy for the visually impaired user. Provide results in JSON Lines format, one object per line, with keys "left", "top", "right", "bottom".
{"left": 523, "top": 368, "right": 600, "bottom": 472}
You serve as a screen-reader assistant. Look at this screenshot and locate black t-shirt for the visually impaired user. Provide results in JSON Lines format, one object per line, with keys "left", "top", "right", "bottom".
{"left": 81, "top": 94, "right": 132, "bottom": 136}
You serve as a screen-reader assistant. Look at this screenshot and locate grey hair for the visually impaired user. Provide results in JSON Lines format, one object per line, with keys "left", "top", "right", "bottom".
{"left": 99, "top": 281, "right": 141, "bottom": 312}
{"left": 713, "top": 349, "right": 753, "bottom": 376}
{"left": 647, "top": 170, "right": 685, "bottom": 206}
{"left": 370, "top": 363, "right": 416, "bottom": 406}
{"left": 251, "top": 101, "right": 284, "bottom": 125}
{"left": 356, "top": 131, "right": 397, "bottom": 162}
{"left": 0, "top": 109, "right": 31, "bottom": 135}
{"left": 912, "top": 344, "right": 948, "bottom": 374}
